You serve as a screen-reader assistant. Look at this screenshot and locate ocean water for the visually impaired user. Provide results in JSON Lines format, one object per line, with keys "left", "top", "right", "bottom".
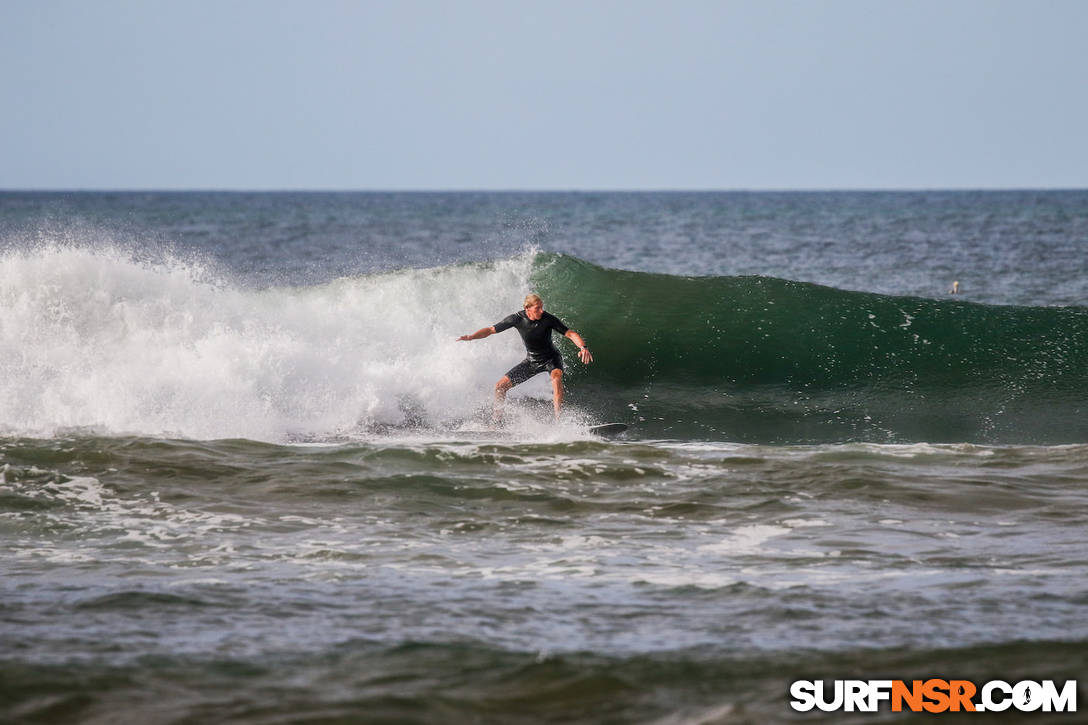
{"left": 1, "top": 191, "right": 1087, "bottom": 723}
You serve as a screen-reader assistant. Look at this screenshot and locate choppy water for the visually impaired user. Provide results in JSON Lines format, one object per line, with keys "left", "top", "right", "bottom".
{"left": 2, "top": 191, "right": 1087, "bottom": 723}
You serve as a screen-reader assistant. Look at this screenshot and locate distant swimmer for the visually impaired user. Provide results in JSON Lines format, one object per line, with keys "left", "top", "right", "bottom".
{"left": 457, "top": 293, "right": 593, "bottom": 422}
{"left": 950, "top": 280, "right": 960, "bottom": 295}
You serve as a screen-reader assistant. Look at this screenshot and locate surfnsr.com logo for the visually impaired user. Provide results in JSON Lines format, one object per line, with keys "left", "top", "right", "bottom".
{"left": 790, "top": 679, "right": 1077, "bottom": 713}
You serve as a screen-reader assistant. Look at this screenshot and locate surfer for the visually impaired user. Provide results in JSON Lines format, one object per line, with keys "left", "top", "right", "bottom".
{"left": 457, "top": 294, "right": 593, "bottom": 421}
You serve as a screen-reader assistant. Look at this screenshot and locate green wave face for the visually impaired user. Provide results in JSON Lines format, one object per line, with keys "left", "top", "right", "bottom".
{"left": 533, "top": 254, "right": 1088, "bottom": 444}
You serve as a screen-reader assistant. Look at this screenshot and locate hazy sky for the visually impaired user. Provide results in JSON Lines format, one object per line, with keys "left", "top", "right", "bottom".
{"left": 2, "top": 0, "right": 1086, "bottom": 190}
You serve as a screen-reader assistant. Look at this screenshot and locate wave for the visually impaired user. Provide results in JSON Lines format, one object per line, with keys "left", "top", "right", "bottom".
{"left": 532, "top": 254, "right": 1088, "bottom": 444}
{"left": 1, "top": 245, "right": 1085, "bottom": 444}
{"left": 4, "top": 638, "right": 1085, "bottom": 724}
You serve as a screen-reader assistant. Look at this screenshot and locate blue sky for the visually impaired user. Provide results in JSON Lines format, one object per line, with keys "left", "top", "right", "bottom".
{"left": 2, "top": 0, "right": 1086, "bottom": 190}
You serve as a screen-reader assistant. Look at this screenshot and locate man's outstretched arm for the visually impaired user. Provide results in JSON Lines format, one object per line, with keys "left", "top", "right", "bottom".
{"left": 564, "top": 330, "right": 593, "bottom": 364}
{"left": 457, "top": 326, "right": 496, "bottom": 341}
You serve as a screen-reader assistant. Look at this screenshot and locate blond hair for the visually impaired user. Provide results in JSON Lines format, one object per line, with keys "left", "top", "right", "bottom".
{"left": 523, "top": 293, "right": 543, "bottom": 308}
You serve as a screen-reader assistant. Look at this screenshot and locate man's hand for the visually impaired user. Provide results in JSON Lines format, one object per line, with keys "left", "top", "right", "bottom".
{"left": 578, "top": 347, "right": 593, "bottom": 364}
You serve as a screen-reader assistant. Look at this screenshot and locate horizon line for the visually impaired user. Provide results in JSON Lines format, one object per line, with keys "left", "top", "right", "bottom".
{"left": 2, "top": 186, "right": 1087, "bottom": 194}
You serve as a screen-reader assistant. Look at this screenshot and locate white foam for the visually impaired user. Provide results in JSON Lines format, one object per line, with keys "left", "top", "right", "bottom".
{"left": 780, "top": 518, "right": 830, "bottom": 528}
{"left": 697, "top": 524, "right": 791, "bottom": 555}
{"left": 631, "top": 569, "right": 740, "bottom": 589}
{"left": 0, "top": 243, "right": 541, "bottom": 440}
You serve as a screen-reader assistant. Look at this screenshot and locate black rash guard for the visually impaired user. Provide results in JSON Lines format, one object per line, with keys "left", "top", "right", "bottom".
{"left": 493, "top": 310, "right": 570, "bottom": 363}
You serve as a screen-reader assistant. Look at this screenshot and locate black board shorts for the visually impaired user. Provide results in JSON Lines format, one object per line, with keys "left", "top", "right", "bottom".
{"left": 504, "top": 353, "right": 564, "bottom": 386}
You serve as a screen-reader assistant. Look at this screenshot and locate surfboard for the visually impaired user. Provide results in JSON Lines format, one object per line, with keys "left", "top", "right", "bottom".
{"left": 588, "top": 423, "right": 628, "bottom": 437}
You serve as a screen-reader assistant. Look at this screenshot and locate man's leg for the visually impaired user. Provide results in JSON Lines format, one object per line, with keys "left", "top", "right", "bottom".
{"left": 550, "top": 368, "right": 564, "bottom": 421}
{"left": 494, "top": 375, "right": 514, "bottom": 424}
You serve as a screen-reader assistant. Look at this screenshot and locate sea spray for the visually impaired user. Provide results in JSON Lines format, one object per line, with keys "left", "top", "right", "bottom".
{"left": 0, "top": 244, "right": 541, "bottom": 439}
